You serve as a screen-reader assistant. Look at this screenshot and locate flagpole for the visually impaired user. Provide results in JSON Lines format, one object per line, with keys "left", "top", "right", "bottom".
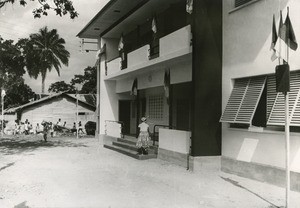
{"left": 285, "top": 7, "right": 290, "bottom": 207}
{"left": 1, "top": 93, "right": 4, "bottom": 137}
{"left": 76, "top": 88, "right": 79, "bottom": 139}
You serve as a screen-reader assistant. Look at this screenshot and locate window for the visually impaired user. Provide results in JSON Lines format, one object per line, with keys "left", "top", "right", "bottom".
{"left": 221, "top": 70, "right": 300, "bottom": 130}
{"left": 78, "top": 112, "right": 86, "bottom": 115}
{"left": 267, "top": 71, "right": 300, "bottom": 126}
{"left": 148, "top": 95, "right": 164, "bottom": 120}
{"left": 220, "top": 76, "right": 266, "bottom": 124}
{"left": 235, "top": 0, "right": 254, "bottom": 7}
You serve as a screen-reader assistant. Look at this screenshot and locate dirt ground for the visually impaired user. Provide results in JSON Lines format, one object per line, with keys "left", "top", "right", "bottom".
{"left": 0, "top": 135, "right": 299, "bottom": 208}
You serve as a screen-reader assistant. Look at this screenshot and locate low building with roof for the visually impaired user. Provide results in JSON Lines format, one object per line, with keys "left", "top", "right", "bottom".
{"left": 3, "top": 92, "right": 96, "bottom": 129}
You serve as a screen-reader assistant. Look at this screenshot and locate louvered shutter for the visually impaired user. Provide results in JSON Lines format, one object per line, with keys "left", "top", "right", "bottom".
{"left": 235, "top": 0, "right": 253, "bottom": 7}
{"left": 267, "top": 71, "right": 300, "bottom": 126}
{"left": 220, "top": 76, "right": 266, "bottom": 124}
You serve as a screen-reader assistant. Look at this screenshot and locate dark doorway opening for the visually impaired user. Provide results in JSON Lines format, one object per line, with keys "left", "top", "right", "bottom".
{"left": 119, "top": 100, "right": 131, "bottom": 135}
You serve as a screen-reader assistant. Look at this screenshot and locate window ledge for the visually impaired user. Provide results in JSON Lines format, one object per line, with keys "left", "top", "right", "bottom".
{"left": 229, "top": 0, "right": 262, "bottom": 14}
{"left": 227, "top": 126, "right": 300, "bottom": 136}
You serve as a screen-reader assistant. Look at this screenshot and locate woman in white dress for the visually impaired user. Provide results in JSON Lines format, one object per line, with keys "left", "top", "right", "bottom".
{"left": 136, "top": 117, "right": 151, "bottom": 155}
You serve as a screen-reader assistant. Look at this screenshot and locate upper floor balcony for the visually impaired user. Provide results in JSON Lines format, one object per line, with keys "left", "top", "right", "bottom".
{"left": 104, "top": 24, "right": 192, "bottom": 80}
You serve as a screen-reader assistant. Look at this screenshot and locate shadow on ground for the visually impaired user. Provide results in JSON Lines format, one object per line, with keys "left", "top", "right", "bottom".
{"left": 221, "top": 177, "right": 284, "bottom": 208}
{"left": 0, "top": 136, "right": 87, "bottom": 155}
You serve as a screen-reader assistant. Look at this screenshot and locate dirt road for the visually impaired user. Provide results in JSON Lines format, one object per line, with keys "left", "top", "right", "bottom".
{"left": 0, "top": 135, "right": 299, "bottom": 208}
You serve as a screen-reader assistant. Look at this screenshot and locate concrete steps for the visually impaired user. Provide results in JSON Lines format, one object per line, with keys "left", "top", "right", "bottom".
{"left": 103, "top": 136, "right": 157, "bottom": 160}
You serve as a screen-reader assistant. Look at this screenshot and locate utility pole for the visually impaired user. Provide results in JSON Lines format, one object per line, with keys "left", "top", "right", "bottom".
{"left": 76, "top": 88, "right": 79, "bottom": 139}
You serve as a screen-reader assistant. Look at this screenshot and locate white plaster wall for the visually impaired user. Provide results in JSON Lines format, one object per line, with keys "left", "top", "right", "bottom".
{"left": 160, "top": 25, "right": 191, "bottom": 57}
{"left": 116, "top": 61, "right": 192, "bottom": 93}
{"left": 159, "top": 129, "right": 191, "bottom": 154}
{"left": 222, "top": 128, "right": 300, "bottom": 172}
{"left": 99, "top": 57, "right": 132, "bottom": 134}
{"left": 223, "top": 0, "right": 300, "bottom": 173}
{"left": 21, "top": 97, "right": 95, "bottom": 128}
{"left": 128, "top": 45, "right": 150, "bottom": 68}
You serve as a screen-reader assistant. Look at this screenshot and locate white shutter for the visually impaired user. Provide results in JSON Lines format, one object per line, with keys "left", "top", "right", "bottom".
{"left": 220, "top": 76, "right": 266, "bottom": 124}
{"left": 267, "top": 71, "right": 300, "bottom": 126}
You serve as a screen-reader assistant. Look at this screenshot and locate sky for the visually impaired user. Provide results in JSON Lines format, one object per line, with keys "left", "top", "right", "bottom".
{"left": 0, "top": 0, "right": 110, "bottom": 93}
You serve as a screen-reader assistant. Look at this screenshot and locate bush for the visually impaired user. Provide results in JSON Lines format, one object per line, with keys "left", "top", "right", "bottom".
{"left": 85, "top": 121, "right": 96, "bottom": 135}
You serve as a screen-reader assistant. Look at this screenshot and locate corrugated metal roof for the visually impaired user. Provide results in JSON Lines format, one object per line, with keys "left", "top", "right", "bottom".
{"left": 4, "top": 92, "right": 96, "bottom": 114}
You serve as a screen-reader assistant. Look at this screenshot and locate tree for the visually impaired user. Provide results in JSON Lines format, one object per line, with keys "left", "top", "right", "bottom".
{"left": 3, "top": 76, "right": 35, "bottom": 108}
{"left": 24, "top": 26, "right": 70, "bottom": 93}
{"left": 0, "top": 0, "right": 78, "bottom": 19}
{"left": 71, "top": 66, "right": 96, "bottom": 94}
{"left": 0, "top": 37, "right": 35, "bottom": 109}
{"left": 48, "top": 81, "right": 76, "bottom": 93}
{"left": 0, "top": 39, "right": 26, "bottom": 83}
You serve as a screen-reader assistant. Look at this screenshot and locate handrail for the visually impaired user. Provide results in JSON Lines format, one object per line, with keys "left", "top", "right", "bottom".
{"left": 152, "top": 124, "right": 176, "bottom": 146}
{"left": 105, "top": 120, "right": 124, "bottom": 138}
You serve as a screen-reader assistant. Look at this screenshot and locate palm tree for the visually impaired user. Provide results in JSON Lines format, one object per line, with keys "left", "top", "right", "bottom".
{"left": 28, "top": 27, "right": 70, "bottom": 93}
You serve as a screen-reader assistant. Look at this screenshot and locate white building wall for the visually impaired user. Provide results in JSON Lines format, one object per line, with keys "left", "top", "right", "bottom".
{"left": 20, "top": 97, "right": 95, "bottom": 128}
{"left": 223, "top": 0, "right": 300, "bottom": 173}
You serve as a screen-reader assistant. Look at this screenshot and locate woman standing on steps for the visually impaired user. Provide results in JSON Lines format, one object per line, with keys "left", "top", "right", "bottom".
{"left": 136, "top": 117, "right": 151, "bottom": 155}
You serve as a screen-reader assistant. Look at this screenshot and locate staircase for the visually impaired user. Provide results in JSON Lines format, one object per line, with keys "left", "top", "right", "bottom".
{"left": 103, "top": 135, "right": 157, "bottom": 160}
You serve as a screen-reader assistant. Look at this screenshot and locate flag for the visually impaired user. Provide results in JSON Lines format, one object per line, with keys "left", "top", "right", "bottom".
{"left": 282, "top": 8, "right": 298, "bottom": 51}
{"left": 1, "top": 89, "right": 5, "bottom": 98}
{"left": 271, "top": 15, "right": 278, "bottom": 50}
{"left": 131, "top": 78, "right": 138, "bottom": 96}
{"left": 152, "top": 17, "right": 157, "bottom": 34}
{"left": 186, "top": 0, "right": 193, "bottom": 14}
{"left": 164, "top": 69, "right": 170, "bottom": 105}
{"left": 271, "top": 14, "right": 278, "bottom": 61}
{"left": 278, "top": 10, "right": 284, "bottom": 40}
{"left": 118, "top": 35, "right": 124, "bottom": 51}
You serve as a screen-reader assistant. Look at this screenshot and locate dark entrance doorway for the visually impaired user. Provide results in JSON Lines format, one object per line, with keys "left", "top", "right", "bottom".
{"left": 176, "top": 99, "right": 190, "bottom": 131}
{"left": 119, "top": 100, "right": 131, "bottom": 135}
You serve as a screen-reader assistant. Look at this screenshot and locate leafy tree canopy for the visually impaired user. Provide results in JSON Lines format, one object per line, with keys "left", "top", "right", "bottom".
{"left": 71, "top": 66, "right": 96, "bottom": 94}
{"left": 48, "top": 80, "right": 76, "bottom": 93}
{"left": 1, "top": 73, "right": 35, "bottom": 109}
{"left": 19, "top": 26, "right": 70, "bottom": 93}
{"left": 0, "top": 0, "right": 78, "bottom": 19}
{"left": 0, "top": 38, "right": 26, "bottom": 82}
{"left": 0, "top": 37, "right": 35, "bottom": 109}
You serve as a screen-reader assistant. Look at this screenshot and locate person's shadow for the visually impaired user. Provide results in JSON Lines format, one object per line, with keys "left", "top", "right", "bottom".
{"left": 14, "top": 201, "right": 30, "bottom": 208}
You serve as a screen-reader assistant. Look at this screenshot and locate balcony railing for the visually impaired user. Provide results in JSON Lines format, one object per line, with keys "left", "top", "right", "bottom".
{"left": 105, "top": 57, "right": 121, "bottom": 76}
{"left": 105, "top": 25, "right": 191, "bottom": 78}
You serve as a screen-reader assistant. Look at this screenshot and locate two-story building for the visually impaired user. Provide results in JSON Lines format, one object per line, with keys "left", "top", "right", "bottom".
{"left": 222, "top": 0, "right": 300, "bottom": 191}
{"left": 78, "top": 0, "right": 222, "bottom": 168}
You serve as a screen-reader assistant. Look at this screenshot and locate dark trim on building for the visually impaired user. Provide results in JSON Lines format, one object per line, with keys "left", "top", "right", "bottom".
{"left": 100, "top": 0, "right": 149, "bottom": 37}
{"left": 77, "top": 0, "right": 118, "bottom": 37}
{"left": 191, "top": 0, "right": 222, "bottom": 156}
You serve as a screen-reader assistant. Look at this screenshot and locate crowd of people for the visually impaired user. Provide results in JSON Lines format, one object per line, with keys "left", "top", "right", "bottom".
{"left": 9, "top": 118, "right": 85, "bottom": 138}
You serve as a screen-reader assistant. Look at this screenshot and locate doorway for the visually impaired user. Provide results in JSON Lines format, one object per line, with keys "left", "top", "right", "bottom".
{"left": 119, "top": 100, "right": 131, "bottom": 135}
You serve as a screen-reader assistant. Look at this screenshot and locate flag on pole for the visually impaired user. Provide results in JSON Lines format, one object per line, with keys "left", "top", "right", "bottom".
{"left": 1, "top": 89, "right": 5, "bottom": 98}
{"left": 278, "top": 10, "right": 284, "bottom": 39}
{"left": 118, "top": 35, "right": 124, "bottom": 51}
{"left": 131, "top": 78, "right": 138, "bottom": 96}
{"left": 186, "top": 0, "right": 193, "bottom": 14}
{"left": 281, "top": 8, "right": 298, "bottom": 51}
{"left": 164, "top": 69, "right": 170, "bottom": 105}
{"left": 271, "top": 14, "right": 278, "bottom": 61}
{"left": 152, "top": 17, "right": 157, "bottom": 34}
